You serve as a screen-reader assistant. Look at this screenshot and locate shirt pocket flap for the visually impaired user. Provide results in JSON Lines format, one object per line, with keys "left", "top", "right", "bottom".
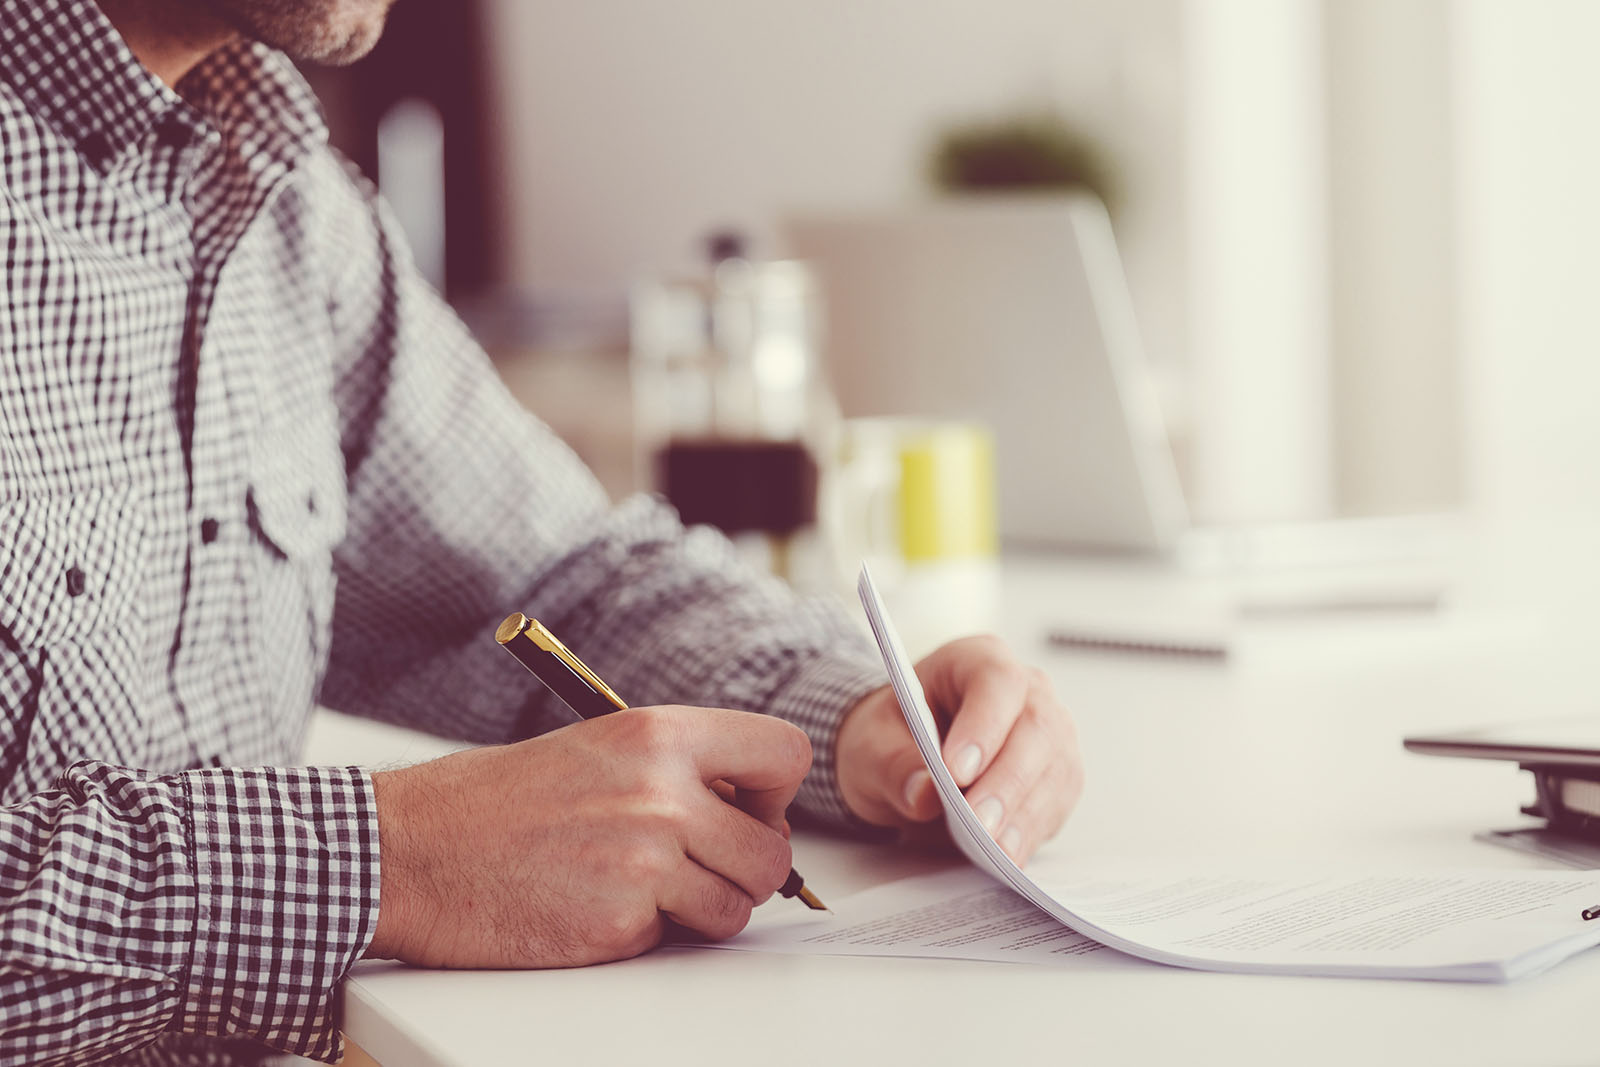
{"left": 246, "top": 422, "right": 348, "bottom": 562}
{"left": 0, "top": 486, "right": 145, "bottom": 649}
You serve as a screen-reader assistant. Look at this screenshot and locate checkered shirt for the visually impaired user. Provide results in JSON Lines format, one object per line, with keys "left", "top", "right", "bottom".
{"left": 0, "top": 1, "right": 887, "bottom": 1064}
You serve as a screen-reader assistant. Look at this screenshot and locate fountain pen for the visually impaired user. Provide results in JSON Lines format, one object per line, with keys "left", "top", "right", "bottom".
{"left": 495, "top": 612, "right": 827, "bottom": 911}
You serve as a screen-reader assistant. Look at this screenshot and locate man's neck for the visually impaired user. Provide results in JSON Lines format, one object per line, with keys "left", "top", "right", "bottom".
{"left": 95, "top": 0, "right": 239, "bottom": 88}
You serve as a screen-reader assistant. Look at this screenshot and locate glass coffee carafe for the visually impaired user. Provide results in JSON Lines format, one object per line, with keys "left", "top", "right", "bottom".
{"left": 630, "top": 235, "right": 835, "bottom": 580}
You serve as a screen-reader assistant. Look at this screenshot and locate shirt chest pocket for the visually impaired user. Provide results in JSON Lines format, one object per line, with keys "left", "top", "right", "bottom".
{"left": 246, "top": 425, "right": 348, "bottom": 565}
{"left": 244, "top": 405, "right": 348, "bottom": 674}
{"left": 0, "top": 486, "right": 145, "bottom": 651}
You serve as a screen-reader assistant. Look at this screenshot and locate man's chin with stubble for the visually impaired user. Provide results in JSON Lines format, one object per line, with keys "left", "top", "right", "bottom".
{"left": 202, "top": 0, "right": 398, "bottom": 65}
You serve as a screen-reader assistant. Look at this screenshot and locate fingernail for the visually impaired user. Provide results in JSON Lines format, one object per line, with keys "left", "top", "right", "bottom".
{"left": 903, "top": 769, "right": 932, "bottom": 811}
{"left": 1001, "top": 826, "right": 1023, "bottom": 858}
{"left": 973, "top": 796, "right": 1004, "bottom": 835}
{"left": 952, "top": 744, "right": 982, "bottom": 783}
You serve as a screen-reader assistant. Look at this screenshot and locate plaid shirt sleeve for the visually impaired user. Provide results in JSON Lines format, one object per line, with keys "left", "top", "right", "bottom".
{"left": 0, "top": 761, "right": 378, "bottom": 1065}
{"left": 313, "top": 156, "right": 888, "bottom": 826}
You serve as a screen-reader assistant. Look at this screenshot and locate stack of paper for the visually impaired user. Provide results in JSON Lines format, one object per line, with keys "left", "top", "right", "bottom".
{"left": 695, "top": 567, "right": 1600, "bottom": 983}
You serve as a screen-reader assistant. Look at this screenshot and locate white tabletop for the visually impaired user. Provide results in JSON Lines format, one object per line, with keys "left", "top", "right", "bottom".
{"left": 312, "top": 556, "right": 1600, "bottom": 1067}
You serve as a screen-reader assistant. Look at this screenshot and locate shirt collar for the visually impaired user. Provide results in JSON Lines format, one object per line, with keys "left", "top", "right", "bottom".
{"left": 0, "top": 0, "right": 326, "bottom": 175}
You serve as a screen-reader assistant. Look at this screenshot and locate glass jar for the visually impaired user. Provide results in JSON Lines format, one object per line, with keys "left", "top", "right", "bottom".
{"left": 630, "top": 249, "right": 836, "bottom": 579}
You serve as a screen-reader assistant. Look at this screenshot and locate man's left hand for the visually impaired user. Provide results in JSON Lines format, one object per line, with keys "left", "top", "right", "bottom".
{"left": 834, "top": 636, "right": 1084, "bottom": 865}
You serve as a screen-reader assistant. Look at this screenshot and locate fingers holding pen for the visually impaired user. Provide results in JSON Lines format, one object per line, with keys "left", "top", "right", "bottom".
{"left": 682, "top": 706, "right": 813, "bottom": 831}
{"left": 683, "top": 788, "right": 795, "bottom": 905}
{"left": 659, "top": 862, "right": 756, "bottom": 942}
{"left": 370, "top": 703, "right": 820, "bottom": 969}
{"left": 711, "top": 779, "right": 792, "bottom": 838}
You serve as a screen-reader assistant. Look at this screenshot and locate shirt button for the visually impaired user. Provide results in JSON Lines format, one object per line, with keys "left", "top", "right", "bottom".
{"left": 78, "top": 131, "right": 113, "bottom": 169}
{"left": 155, "top": 116, "right": 191, "bottom": 150}
{"left": 65, "top": 567, "right": 86, "bottom": 597}
{"left": 200, "top": 517, "right": 220, "bottom": 544}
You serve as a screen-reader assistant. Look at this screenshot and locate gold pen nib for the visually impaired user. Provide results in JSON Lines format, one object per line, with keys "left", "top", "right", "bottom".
{"left": 779, "top": 868, "right": 826, "bottom": 910}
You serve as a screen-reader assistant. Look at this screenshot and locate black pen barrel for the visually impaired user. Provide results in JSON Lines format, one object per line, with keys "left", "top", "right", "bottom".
{"left": 497, "top": 620, "right": 618, "bottom": 720}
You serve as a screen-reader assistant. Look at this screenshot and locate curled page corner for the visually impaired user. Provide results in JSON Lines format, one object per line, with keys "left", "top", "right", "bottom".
{"left": 857, "top": 563, "right": 1040, "bottom": 883}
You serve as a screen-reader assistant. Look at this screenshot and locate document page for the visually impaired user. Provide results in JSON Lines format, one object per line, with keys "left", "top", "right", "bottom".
{"left": 1024, "top": 858, "right": 1600, "bottom": 979}
{"left": 713, "top": 862, "right": 1600, "bottom": 979}
{"left": 851, "top": 564, "right": 1600, "bottom": 982}
{"left": 721, "top": 868, "right": 1105, "bottom": 965}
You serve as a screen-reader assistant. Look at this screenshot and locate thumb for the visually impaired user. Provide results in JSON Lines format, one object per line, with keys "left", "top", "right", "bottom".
{"left": 881, "top": 742, "right": 943, "bottom": 825}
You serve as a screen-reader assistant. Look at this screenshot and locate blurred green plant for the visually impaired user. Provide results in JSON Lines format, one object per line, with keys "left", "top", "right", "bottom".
{"left": 929, "top": 113, "right": 1118, "bottom": 211}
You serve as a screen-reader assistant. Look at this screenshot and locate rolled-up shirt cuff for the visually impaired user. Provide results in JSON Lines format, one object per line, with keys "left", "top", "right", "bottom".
{"left": 766, "top": 654, "right": 889, "bottom": 830}
{"left": 173, "top": 765, "right": 380, "bottom": 1063}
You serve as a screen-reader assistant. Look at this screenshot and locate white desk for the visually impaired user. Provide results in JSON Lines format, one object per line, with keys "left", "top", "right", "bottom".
{"left": 309, "top": 558, "right": 1600, "bottom": 1066}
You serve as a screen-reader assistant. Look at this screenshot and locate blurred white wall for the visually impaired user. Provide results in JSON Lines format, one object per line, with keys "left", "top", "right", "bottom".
{"left": 1182, "top": 0, "right": 1330, "bottom": 523}
{"left": 1324, "top": 0, "right": 1459, "bottom": 518}
{"left": 479, "top": 0, "right": 1187, "bottom": 382}
{"left": 1454, "top": 0, "right": 1600, "bottom": 614}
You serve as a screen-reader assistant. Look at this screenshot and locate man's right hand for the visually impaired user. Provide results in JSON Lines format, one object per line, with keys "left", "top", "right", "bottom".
{"left": 365, "top": 705, "right": 811, "bottom": 967}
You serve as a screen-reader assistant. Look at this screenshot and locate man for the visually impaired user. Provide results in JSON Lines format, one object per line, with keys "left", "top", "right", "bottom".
{"left": 0, "top": 0, "right": 1083, "bottom": 1063}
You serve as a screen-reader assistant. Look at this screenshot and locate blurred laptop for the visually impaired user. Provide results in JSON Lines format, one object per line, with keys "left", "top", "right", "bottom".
{"left": 786, "top": 195, "right": 1186, "bottom": 553}
{"left": 785, "top": 197, "right": 1455, "bottom": 610}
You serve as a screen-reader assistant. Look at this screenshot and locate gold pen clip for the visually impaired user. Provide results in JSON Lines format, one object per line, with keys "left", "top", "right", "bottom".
{"left": 496, "top": 612, "right": 628, "bottom": 712}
